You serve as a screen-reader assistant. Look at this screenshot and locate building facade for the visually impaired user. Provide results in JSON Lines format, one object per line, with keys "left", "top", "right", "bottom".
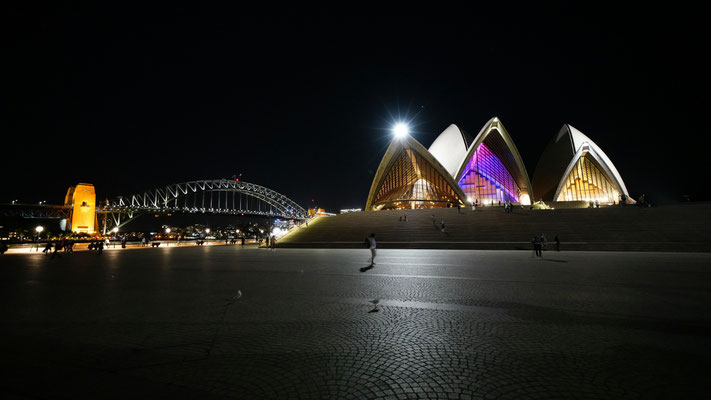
{"left": 64, "top": 183, "right": 96, "bottom": 233}
{"left": 367, "top": 119, "right": 631, "bottom": 210}
{"left": 532, "top": 124, "right": 631, "bottom": 204}
{"left": 365, "top": 134, "right": 467, "bottom": 210}
{"left": 366, "top": 117, "right": 533, "bottom": 210}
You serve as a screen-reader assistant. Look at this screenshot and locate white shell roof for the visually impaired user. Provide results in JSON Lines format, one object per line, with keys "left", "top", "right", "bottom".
{"left": 567, "top": 124, "right": 629, "bottom": 195}
{"left": 428, "top": 124, "right": 469, "bottom": 179}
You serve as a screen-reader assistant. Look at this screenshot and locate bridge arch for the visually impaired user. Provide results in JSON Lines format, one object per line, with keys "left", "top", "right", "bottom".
{"left": 101, "top": 179, "right": 307, "bottom": 232}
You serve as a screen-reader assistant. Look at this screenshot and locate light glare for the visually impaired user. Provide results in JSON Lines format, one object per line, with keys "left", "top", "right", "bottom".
{"left": 393, "top": 123, "right": 409, "bottom": 138}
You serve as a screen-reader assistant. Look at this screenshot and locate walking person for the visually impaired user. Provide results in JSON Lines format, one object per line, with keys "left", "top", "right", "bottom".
{"left": 360, "top": 233, "right": 377, "bottom": 272}
{"left": 532, "top": 236, "right": 542, "bottom": 258}
{"left": 440, "top": 220, "right": 446, "bottom": 233}
{"left": 432, "top": 214, "right": 436, "bottom": 226}
{"left": 265, "top": 235, "right": 270, "bottom": 248}
{"left": 121, "top": 236, "right": 127, "bottom": 248}
{"left": 97, "top": 239, "right": 104, "bottom": 255}
{"left": 51, "top": 240, "right": 62, "bottom": 259}
{"left": 43, "top": 241, "right": 53, "bottom": 256}
{"left": 403, "top": 215, "right": 407, "bottom": 222}
{"left": 554, "top": 235, "right": 560, "bottom": 252}
{"left": 270, "top": 235, "right": 276, "bottom": 250}
{"left": 540, "top": 233, "right": 547, "bottom": 251}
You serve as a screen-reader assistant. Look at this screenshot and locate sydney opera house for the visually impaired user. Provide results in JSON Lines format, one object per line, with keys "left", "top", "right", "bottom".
{"left": 365, "top": 118, "right": 631, "bottom": 210}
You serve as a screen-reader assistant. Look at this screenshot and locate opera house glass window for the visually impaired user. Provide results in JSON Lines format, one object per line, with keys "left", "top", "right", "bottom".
{"left": 373, "top": 149, "right": 461, "bottom": 209}
{"left": 557, "top": 155, "right": 619, "bottom": 203}
{"left": 458, "top": 143, "right": 520, "bottom": 204}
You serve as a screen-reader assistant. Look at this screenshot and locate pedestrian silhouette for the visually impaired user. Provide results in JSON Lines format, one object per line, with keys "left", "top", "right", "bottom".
{"left": 360, "top": 233, "right": 377, "bottom": 272}
{"left": 532, "top": 236, "right": 542, "bottom": 258}
{"left": 43, "top": 241, "right": 52, "bottom": 255}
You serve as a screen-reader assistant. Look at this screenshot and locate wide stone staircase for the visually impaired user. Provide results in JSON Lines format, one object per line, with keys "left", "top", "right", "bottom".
{"left": 278, "top": 202, "right": 711, "bottom": 252}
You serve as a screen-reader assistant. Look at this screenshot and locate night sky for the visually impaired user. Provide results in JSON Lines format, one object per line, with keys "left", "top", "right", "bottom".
{"left": 3, "top": 6, "right": 705, "bottom": 211}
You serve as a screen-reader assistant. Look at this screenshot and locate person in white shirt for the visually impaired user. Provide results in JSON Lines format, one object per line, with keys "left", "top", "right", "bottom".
{"left": 367, "top": 233, "right": 376, "bottom": 266}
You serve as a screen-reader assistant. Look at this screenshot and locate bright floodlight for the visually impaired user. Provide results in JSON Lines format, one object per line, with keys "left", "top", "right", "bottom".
{"left": 112, "top": 227, "right": 119, "bottom": 233}
{"left": 165, "top": 228, "right": 171, "bottom": 233}
{"left": 393, "top": 122, "right": 409, "bottom": 138}
{"left": 35, "top": 226, "right": 44, "bottom": 233}
{"left": 205, "top": 228, "right": 210, "bottom": 233}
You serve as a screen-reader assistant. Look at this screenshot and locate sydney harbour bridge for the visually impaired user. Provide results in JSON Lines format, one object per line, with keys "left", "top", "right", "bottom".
{"left": 1, "top": 179, "right": 307, "bottom": 234}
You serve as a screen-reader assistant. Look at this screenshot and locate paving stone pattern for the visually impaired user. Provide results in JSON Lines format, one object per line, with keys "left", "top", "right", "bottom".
{"left": 1, "top": 246, "right": 710, "bottom": 399}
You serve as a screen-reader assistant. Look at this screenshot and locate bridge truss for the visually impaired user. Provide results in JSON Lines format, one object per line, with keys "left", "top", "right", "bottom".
{"left": 0, "top": 204, "right": 72, "bottom": 219}
{"left": 100, "top": 179, "right": 307, "bottom": 233}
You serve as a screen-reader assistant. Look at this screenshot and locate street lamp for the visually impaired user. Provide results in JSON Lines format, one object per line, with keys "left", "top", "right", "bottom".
{"left": 35, "top": 226, "right": 44, "bottom": 250}
{"left": 165, "top": 228, "right": 171, "bottom": 233}
{"left": 393, "top": 122, "right": 409, "bottom": 138}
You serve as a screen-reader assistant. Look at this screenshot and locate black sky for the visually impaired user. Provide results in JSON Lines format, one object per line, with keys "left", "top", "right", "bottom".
{"left": 3, "top": 6, "right": 706, "bottom": 210}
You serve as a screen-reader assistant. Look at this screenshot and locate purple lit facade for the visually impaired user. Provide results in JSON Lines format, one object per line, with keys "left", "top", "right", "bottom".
{"left": 458, "top": 143, "right": 520, "bottom": 204}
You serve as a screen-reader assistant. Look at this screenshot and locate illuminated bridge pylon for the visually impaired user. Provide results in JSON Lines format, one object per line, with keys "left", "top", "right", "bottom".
{"left": 100, "top": 179, "right": 307, "bottom": 233}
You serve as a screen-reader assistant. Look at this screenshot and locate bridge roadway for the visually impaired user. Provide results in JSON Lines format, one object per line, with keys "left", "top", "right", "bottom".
{"left": 0, "top": 247, "right": 710, "bottom": 399}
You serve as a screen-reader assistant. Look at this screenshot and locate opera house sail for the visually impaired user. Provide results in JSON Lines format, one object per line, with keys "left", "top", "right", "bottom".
{"left": 446, "top": 118, "right": 533, "bottom": 206}
{"left": 367, "top": 118, "right": 629, "bottom": 211}
{"left": 365, "top": 134, "right": 467, "bottom": 210}
{"left": 532, "top": 124, "right": 631, "bottom": 204}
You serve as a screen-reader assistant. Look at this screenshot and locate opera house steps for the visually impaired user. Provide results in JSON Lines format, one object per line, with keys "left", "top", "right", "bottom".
{"left": 278, "top": 202, "right": 711, "bottom": 252}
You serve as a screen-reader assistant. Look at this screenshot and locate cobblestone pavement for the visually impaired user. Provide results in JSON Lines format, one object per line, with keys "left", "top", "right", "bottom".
{"left": 1, "top": 247, "right": 710, "bottom": 399}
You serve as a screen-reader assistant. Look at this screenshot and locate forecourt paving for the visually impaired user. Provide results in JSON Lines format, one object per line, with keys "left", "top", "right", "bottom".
{"left": 1, "top": 246, "right": 710, "bottom": 399}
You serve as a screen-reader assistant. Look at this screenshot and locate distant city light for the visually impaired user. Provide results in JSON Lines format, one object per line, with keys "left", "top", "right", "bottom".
{"left": 393, "top": 122, "right": 409, "bottom": 138}
{"left": 165, "top": 228, "right": 171, "bottom": 233}
{"left": 205, "top": 228, "right": 210, "bottom": 233}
